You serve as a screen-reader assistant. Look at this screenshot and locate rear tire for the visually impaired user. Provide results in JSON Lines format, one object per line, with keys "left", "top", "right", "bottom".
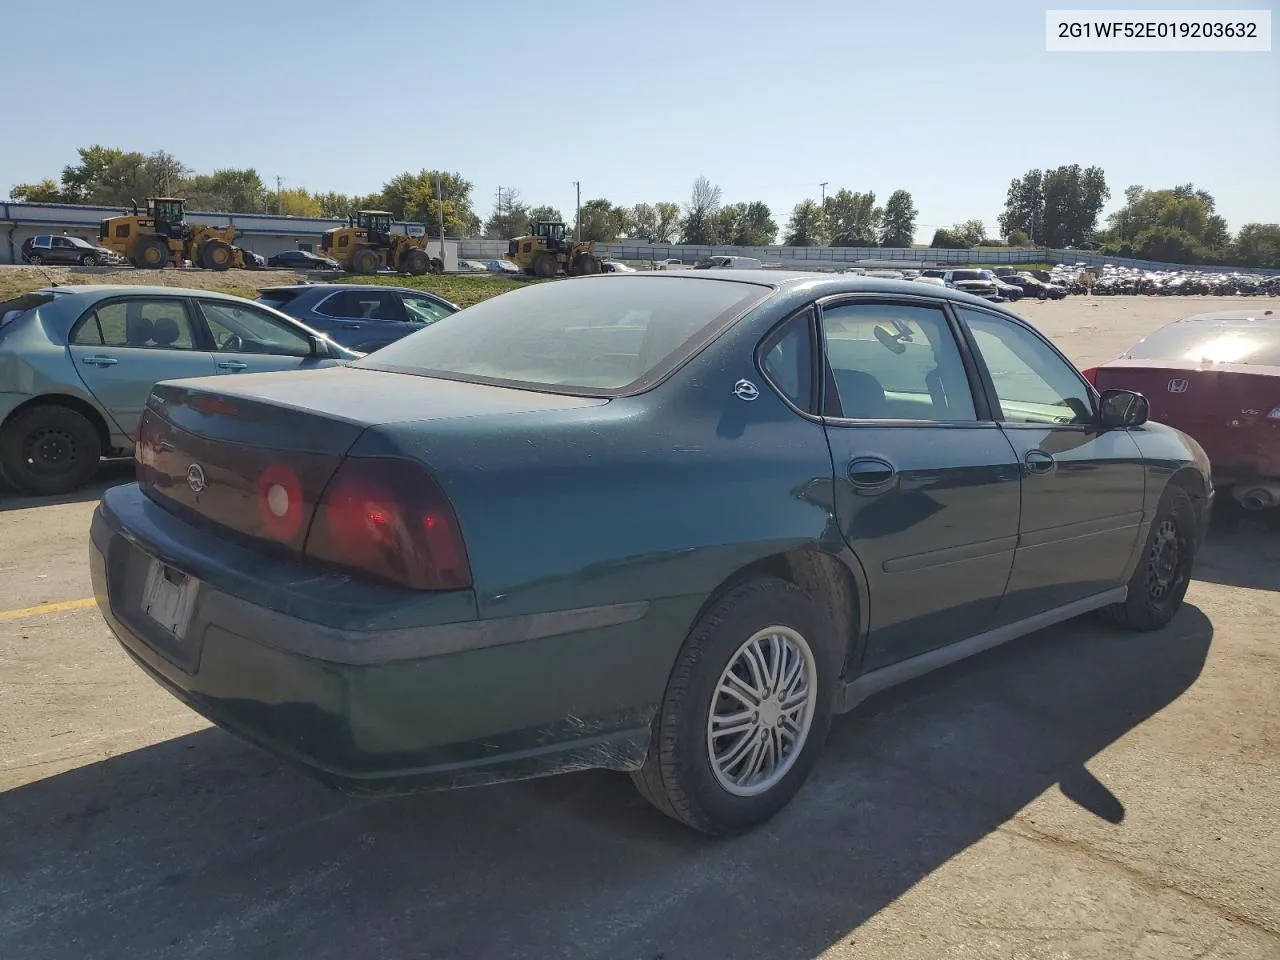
{"left": 200, "top": 239, "right": 233, "bottom": 271}
{"left": 532, "top": 252, "right": 558, "bottom": 278}
{"left": 1099, "top": 485, "right": 1197, "bottom": 631}
{"left": 352, "top": 249, "right": 380, "bottom": 275}
{"left": 135, "top": 237, "right": 169, "bottom": 270}
{"left": 80, "top": 253, "right": 98, "bottom": 266}
{"left": 403, "top": 250, "right": 430, "bottom": 276}
{"left": 630, "top": 576, "right": 840, "bottom": 835}
{"left": 428, "top": 257, "right": 444, "bottom": 274}
{"left": 0, "top": 405, "right": 102, "bottom": 496}
{"left": 27, "top": 254, "right": 43, "bottom": 265}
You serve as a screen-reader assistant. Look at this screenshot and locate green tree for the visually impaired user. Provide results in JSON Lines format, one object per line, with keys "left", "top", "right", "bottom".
{"left": 575, "top": 198, "right": 628, "bottom": 242}
{"left": 484, "top": 187, "right": 531, "bottom": 239}
{"left": 377, "top": 170, "right": 481, "bottom": 236}
{"left": 9, "top": 178, "right": 64, "bottom": 202}
{"left": 999, "top": 165, "right": 1109, "bottom": 246}
{"left": 945, "top": 219, "right": 988, "bottom": 247}
{"left": 680, "top": 176, "right": 723, "bottom": 244}
{"left": 527, "top": 205, "right": 564, "bottom": 226}
{"left": 58, "top": 145, "right": 125, "bottom": 203}
{"left": 628, "top": 202, "right": 658, "bottom": 240}
{"left": 1233, "top": 223, "right": 1280, "bottom": 269}
{"left": 184, "top": 168, "right": 268, "bottom": 213}
{"left": 879, "top": 190, "right": 918, "bottom": 247}
{"left": 783, "top": 199, "right": 828, "bottom": 246}
{"left": 1005, "top": 228, "right": 1032, "bottom": 247}
{"left": 315, "top": 191, "right": 357, "bottom": 218}
{"left": 653, "top": 202, "right": 681, "bottom": 243}
{"left": 930, "top": 228, "right": 963, "bottom": 249}
{"left": 823, "top": 189, "right": 881, "bottom": 246}
{"left": 1105, "top": 184, "right": 1230, "bottom": 263}
{"left": 715, "top": 201, "right": 777, "bottom": 246}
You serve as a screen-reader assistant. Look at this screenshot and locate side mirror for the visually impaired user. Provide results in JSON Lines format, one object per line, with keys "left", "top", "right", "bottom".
{"left": 1099, "top": 388, "right": 1149, "bottom": 428}
{"left": 309, "top": 336, "right": 329, "bottom": 358}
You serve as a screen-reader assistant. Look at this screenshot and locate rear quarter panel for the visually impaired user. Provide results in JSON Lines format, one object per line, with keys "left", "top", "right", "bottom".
{"left": 345, "top": 291, "right": 844, "bottom": 703}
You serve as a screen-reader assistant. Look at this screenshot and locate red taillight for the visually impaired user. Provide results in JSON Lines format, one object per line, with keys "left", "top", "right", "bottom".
{"left": 1080, "top": 366, "right": 1098, "bottom": 386}
{"left": 305, "top": 457, "right": 472, "bottom": 591}
{"left": 257, "top": 463, "right": 305, "bottom": 542}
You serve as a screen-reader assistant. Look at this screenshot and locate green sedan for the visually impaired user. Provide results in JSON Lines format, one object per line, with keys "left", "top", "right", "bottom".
{"left": 89, "top": 271, "right": 1212, "bottom": 835}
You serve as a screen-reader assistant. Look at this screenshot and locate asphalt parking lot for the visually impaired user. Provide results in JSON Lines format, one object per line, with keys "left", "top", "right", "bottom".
{"left": 1, "top": 296, "right": 1277, "bottom": 960}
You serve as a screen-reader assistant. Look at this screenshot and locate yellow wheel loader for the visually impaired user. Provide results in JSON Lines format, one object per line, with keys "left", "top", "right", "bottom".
{"left": 319, "top": 211, "right": 445, "bottom": 276}
{"left": 506, "top": 221, "right": 602, "bottom": 277}
{"left": 97, "top": 198, "right": 238, "bottom": 271}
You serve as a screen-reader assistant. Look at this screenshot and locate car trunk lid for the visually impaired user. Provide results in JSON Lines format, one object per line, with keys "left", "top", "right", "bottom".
{"left": 1093, "top": 359, "right": 1280, "bottom": 476}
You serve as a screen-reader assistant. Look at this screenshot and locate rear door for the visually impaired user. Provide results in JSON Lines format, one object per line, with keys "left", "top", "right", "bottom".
{"left": 311, "top": 288, "right": 407, "bottom": 349}
{"left": 817, "top": 296, "right": 1023, "bottom": 671}
{"left": 67, "top": 297, "right": 217, "bottom": 437}
{"left": 193, "top": 298, "right": 336, "bottom": 375}
{"left": 955, "top": 305, "right": 1146, "bottom": 622}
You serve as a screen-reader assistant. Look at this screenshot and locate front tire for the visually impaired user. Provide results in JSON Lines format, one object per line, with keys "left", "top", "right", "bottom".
{"left": 631, "top": 576, "right": 840, "bottom": 835}
{"left": 0, "top": 404, "right": 102, "bottom": 496}
{"left": 80, "top": 253, "right": 98, "bottom": 266}
{"left": 1099, "top": 485, "right": 1198, "bottom": 631}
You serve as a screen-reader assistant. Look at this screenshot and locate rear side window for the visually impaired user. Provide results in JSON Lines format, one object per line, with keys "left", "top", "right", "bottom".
{"left": 760, "top": 311, "right": 815, "bottom": 412}
{"left": 359, "top": 276, "right": 772, "bottom": 395}
{"left": 1123, "top": 318, "right": 1280, "bottom": 367}
{"left": 73, "top": 299, "right": 198, "bottom": 349}
{"left": 316, "top": 290, "right": 403, "bottom": 321}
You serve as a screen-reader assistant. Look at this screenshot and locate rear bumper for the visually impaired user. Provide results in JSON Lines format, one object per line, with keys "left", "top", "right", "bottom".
{"left": 91, "top": 485, "right": 658, "bottom": 793}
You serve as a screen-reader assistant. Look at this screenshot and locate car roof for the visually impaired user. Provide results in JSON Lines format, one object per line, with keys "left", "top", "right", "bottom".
{"left": 32, "top": 284, "right": 253, "bottom": 302}
{"left": 581, "top": 269, "right": 1020, "bottom": 312}
{"left": 1176, "top": 308, "right": 1279, "bottom": 325}
{"left": 256, "top": 283, "right": 447, "bottom": 297}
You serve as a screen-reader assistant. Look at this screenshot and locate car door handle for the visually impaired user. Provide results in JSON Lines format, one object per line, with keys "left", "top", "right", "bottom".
{"left": 340, "top": 323, "right": 363, "bottom": 329}
{"left": 80, "top": 355, "right": 118, "bottom": 366}
{"left": 847, "top": 457, "right": 897, "bottom": 487}
{"left": 216, "top": 360, "right": 248, "bottom": 371}
{"left": 1024, "top": 450, "right": 1056, "bottom": 475}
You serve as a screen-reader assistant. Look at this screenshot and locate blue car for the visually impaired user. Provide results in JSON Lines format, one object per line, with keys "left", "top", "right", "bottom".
{"left": 256, "top": 283, "right": 459, "bottom": 353}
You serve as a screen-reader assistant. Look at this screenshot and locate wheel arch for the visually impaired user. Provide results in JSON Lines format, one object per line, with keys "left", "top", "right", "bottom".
{"left": 1, "top": 392, "right": 115, "bottom": 456}
{"left": 690, "top": 546, "right": 869, "bottom": 681}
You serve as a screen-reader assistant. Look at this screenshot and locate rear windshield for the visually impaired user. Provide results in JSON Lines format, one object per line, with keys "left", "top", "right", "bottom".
{"left": 356, "top": 275, "right": 772, "bottom": 395}
{"left": 256, "top": 290, "right": 303, "bottom": 308}
{"left": 1124, "top": 318, "right": 1280, "bottom": 366}
{"left": 0, "top": 292, "right": 55, "bottom": 328}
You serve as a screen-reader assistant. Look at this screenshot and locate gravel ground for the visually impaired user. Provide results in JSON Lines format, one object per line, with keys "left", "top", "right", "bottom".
{"left": 0, "top": 295, "right": 1276, "bottom": 960}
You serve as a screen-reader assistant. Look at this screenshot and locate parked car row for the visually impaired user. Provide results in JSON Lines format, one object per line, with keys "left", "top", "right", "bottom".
{"left": 1048, "top": 263, "right": 1280, "bottom": 297}
{"left": 47, "top": 269, "right": 1209, "bottom": 837}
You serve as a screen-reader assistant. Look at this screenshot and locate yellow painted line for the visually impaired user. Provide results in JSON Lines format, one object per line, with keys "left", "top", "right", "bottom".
{"left": 0, "top": 597, "right": 98, "bottom": 622}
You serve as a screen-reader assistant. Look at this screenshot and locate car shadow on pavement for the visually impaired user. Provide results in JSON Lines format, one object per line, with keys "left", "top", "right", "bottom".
{"left": 0, "top": 460, "right": 134, "bottom": 512}
{"left": 0, "top": 605, "right": 1213, "bottom": 960}
{"left": 1194, "top": 518, "right": 1280, "bottom": 592}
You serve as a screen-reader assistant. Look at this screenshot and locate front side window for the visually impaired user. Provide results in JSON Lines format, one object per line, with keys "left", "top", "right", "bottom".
{"left": 198, "top": 301, "right": 311, "bottom": 357}
{"left": 358, "top": 276, "right": 771, "bottom": 394}
{"left": 401, "top": 295, "right": 455, "bottom": 324}
{"left": 820, "top": 301, "right": 976, "bottom": 421}
{"left": 958, "top": 308, "right": 1094, "bottom": 425}
{"left": 73, "top": 299, "right": 197, "bottom": 349}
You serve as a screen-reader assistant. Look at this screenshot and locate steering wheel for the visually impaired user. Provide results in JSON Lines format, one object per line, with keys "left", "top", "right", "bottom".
{"left": 221, "top": 334, "right": 243, "bottom": 352}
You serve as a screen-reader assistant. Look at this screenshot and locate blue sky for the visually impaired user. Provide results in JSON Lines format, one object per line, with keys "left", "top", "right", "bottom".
{"left": 5, "top": 0, "right": 1277, "bottom": 242}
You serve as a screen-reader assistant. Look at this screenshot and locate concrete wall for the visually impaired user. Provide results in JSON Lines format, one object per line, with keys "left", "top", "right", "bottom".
{"left": 0, "top": 201, "right": 459, "bottom": 271}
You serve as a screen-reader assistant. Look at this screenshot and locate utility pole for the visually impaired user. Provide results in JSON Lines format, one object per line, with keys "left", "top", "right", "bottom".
{"left": 573, "top": 180, "right": 581, "bottom": 241}
{"left": 496, "top": 185, "right": 503, "bottom": 215}
{"left": 276, "top": 175, "right": 283, "bottom": 215}
{"left": 820, "top": 181, "right": 828, "bottom": 207}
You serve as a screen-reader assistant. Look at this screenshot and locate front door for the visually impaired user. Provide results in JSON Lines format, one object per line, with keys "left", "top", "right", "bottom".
{"left": 67, "top": 297, "right": 217, "bottom": 437}
{"left": 955, "top": 306, "right": 1146, "bottom": 622}
{"left": 818, "top": 298, "right": 1023, "bottom": 671}
{"left": 194, "top": 299, "right": 335, "bottom": 375}
{"left": 312, "top": 288, "right": 410, "bottom": 350}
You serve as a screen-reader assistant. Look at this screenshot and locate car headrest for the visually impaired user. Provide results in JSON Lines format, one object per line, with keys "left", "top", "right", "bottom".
{"left": 125, "top": 315, "right": 155, "bottom": 345}
{"left": 833, "top": 369, "right": 886, "bottom": 419}
{"left": 150, "top": 316, "right": 180, "bottom": 346}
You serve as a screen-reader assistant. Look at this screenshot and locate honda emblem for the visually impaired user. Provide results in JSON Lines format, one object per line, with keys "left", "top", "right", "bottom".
{"left": 1167, "top": 378, "right": 1189, "bottom": 394}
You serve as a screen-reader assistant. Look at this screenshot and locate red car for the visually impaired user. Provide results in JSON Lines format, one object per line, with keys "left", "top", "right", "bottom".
{"left": 1082, "top": 308, "right": 1280, "bottom": 517}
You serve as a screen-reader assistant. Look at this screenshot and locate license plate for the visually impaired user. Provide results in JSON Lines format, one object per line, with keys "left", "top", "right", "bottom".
{"left": 141, "top": 558, "right": 199, "bottom": 639}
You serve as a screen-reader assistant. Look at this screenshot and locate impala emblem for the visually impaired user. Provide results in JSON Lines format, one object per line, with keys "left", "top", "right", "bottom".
{"left": 1167, "top": 378, "right": 1189, "bottom": 394}
{"left": 733, "top": 379, "right": 760, "bottom": 401}
{"left": 186, "top": 463, "right": 207, "bottom": 493}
